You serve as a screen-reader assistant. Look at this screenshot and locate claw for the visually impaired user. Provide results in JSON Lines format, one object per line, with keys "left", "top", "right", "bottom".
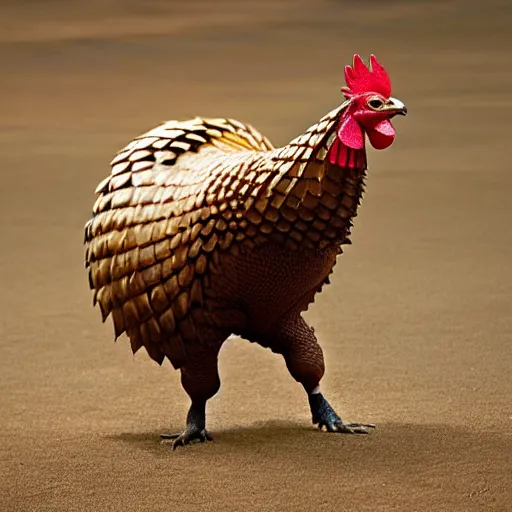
{"left": 166, "top": 429, "right": 213, "bottom": 450}
{"left": 309, "top": 392, "right": 375, "bottom": 436}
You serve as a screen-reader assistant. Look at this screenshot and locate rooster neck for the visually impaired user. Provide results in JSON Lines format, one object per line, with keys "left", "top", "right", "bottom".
{"left": 238, "top": 103, "right": 367, "bottom": 252}
{"left": 284, "top": 148, "right": 367, "bottom": 250}
{"left": 259, "top": 112, "right": 367, "bottom": 251}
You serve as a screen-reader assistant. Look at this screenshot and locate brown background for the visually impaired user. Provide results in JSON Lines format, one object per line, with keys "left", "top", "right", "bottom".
{"left": 1, "top": 1, "right": 511, "bottom": 511}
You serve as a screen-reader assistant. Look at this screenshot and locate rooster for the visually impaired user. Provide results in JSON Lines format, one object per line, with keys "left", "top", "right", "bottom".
{"left": 84, "top": 54, "right": 407, "bottom": 448}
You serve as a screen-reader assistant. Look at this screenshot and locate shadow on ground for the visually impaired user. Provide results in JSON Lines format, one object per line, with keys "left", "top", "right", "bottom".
{"left": 111, "top": 420, "right": 512, "bottom": 468}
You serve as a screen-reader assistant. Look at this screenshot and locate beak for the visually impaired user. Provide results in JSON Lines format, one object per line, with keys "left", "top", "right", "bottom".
{"left": 385, "top": 97, "right": 407, "bottom": 116}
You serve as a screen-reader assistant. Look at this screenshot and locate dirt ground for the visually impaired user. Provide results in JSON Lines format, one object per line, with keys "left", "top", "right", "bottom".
{"left": 1, "top": 1, "right": 511, "bottom": 511}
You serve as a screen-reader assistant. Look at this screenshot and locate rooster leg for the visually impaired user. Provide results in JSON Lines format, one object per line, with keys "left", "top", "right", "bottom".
{"left": 161, "top": 401, "right": 212, "bottom": 448}
{"left": 269, "top": 313, "right": 375, "bottom": 434}
{"left": 161, "top": 342, "right": 222, "bottom": 450}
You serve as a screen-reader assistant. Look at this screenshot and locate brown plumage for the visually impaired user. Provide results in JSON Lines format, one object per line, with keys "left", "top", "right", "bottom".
{"left": 84, "top": 54, "right": 406, "bottom": 447}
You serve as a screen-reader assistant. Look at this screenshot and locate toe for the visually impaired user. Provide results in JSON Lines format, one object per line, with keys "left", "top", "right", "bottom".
{"left": 318, "top": 422, "right": 376, "bottom": 434}
{"left": 172, "top": 438, "right": 185, "bottom": 450}
{"left": 346, "top": 423, "right": 376, "bottom": 429}
{"left": 336, "top": 424, "right": 358, "bottom": 434}
{"left": 338, "top": 422, "right": 375, "bottom": 434}
{"left": 160, "top": 433, "right": 180, "bottom": 440}
{"left": 172, "top": 432, "right": 194, "bottom": 449}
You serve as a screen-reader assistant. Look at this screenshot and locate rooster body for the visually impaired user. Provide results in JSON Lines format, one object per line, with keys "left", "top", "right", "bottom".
{"left": 84, "top": 55, "right": 406, "bottom": 447}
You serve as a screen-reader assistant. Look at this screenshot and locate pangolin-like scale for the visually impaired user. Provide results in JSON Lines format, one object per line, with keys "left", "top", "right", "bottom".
{"left": 84, "top": 54, "right": 406, "bottom": 447}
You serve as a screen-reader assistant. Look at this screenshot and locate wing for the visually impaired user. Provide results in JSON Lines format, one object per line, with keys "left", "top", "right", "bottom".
{"left": 84, "top": 117, "right": 274, "bottom": 367}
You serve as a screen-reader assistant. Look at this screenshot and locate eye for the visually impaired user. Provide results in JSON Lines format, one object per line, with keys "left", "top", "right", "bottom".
{"left": 368, "top": 98, "right": 383, "bottom": 109}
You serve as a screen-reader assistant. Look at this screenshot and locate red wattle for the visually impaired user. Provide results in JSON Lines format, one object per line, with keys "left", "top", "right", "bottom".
{"left": 328, "top": 134, "right": 366, "bottom": 169}
{"left": 366, "top": 119, "right": 395, "bottom": 150}
{"left": 338, "top": 114, "right": 365, "bottom": 150}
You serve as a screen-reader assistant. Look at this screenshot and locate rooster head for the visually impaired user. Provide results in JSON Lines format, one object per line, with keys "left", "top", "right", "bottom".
{"left": 338, "top": 54, "right": 406, "bottom": 151}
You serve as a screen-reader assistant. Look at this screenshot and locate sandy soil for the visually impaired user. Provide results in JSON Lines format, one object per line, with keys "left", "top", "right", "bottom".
{"left": 1, "top": 1, "right": 511, "bottom": 510}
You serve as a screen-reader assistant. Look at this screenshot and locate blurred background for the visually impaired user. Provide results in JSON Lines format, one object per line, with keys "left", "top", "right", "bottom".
{"left": 0, "top": 1, "right": 511, "bottom": 511}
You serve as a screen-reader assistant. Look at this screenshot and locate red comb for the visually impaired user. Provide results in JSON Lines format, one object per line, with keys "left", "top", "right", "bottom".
{"left": 341, "top": 54, "right": 392, "bottom": 99}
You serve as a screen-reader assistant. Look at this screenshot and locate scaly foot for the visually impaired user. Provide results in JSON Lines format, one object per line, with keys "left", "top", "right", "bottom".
{"left": 308, "top": 392, "right": 375, "bottom": 434}
{"left": 160, "top": 400, "right": 213, "bottom": 449}
{"left": 161, "top": 428, "right": 213, "bottom": 449}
